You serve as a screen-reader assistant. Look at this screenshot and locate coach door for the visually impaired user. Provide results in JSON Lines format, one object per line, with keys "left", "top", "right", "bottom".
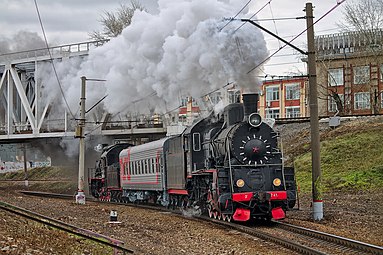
{"left": 166, "top": 136, "right": 186, "bottom": 190}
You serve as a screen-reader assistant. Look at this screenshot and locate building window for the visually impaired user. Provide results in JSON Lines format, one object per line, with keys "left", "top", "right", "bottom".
{"left": 328, "top": 94, "right": 344, "bottom": 112}
{"left": 353, "top": 66, "right": 370, "bottom": 85}
{"left": 381, "top": 91, "right": 383, "bottom": 108}
{"left": 285, "top": 107, "right": 300, "bottom": 118}
{"left": 228, "top": 90, "right": 241, "bottom": 103}
{"left": 266, "top": 86, "right": 279, "bottom": 102}
{"left": 180, "top": 98, "right": 188, "bottom": 107}
{"left": 380, "top": 64, "right": 383, "bottom": 81}
{"left": 181, "top": 97, "right": 198, "bottom": 107}
{"left": 354, "top": 92, "right": 370, "bottom": 110}
{"left": 209, "top": 91, "right": 222, "bottom": 105}
{"left": 265, "top": 108, "right": 280, "bottom": 119}
{"left": 328, "top": 68, "right": 343, "bottom": 86}
{"left": 285, "top": 83, "right": 300, "bottom": 100}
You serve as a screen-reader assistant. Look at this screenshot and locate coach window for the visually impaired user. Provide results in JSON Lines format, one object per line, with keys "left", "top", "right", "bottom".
{"left": 154, "top": 158, "right": 158, "bottom": 172}
{"left": 193, "top": 133, "right": 201, "bottom": 151}
{"left": 124, "top": 163, "right": 128, "bottom": 175}
{"left": 136, "top": 161, "right": 139, "bottom": 175}
{"left": 149, "top": 159, "right": 153, "bottom": 173}
{"left": 142, "top": 160, "right": 145, "bottom": 174}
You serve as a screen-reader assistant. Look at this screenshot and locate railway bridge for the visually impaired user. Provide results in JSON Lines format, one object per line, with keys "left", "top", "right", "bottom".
{"left": 0, "top": 40, "right": 168, "bottom": 145}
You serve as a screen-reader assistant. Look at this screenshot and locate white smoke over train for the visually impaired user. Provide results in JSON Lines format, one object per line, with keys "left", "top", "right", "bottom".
{"left": 39, "top": 0, "right": 268, "bottom": 116}
{"left": 0, "top": 31, "right": 46, "bottom": 53}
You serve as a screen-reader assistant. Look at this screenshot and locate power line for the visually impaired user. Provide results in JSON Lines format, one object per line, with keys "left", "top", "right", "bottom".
{"left": 219, "top": 0, "right": 253, "bottom": 32}
{"left": 233, "top": 0, "right": 271, "bottom": 34}
{"left": 33, "top": 0, "right": 76, "bottom": 121}
{"left": 264, "top": 61, "right": 305, "bottom": 67}
{"left": 84, "top": 91, "right": 158, "bottom": 136}
{"left": 255, "top": 17, "right": 305, "bottom": 21}
{"left": 246, "top": 0, "right": 346, "bottom": 74}
{"left": 268, "top": 1, "right": 280, "bottom": 48}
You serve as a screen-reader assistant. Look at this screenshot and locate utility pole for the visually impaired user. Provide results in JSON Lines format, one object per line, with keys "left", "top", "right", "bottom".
{"left": 75, "top": 76, "right": 86, "bottom": 204}
{"left": 75, "top": 76, "right": 106, "bottom": 204}
{"left": 240, "top": 6, "right": 323, "bottom": 220}
{"left": 306, "top": 2, "right": 323, "bottom": 221}
{"left": 22, "top": 144, "right": 28, "bottom": 187}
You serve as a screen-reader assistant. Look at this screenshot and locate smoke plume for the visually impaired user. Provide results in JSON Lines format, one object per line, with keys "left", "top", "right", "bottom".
{"left": 39, "top": 0, "right": 268, "bottom": 117}
{"left": 0, "top": 31, "right": 46, "bottom": 54}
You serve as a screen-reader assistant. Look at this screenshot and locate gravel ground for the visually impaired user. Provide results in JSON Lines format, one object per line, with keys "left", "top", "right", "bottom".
{"left": 285, "top": 191, "right": 383, "bottom": 247}
{"left": 0, "top": 184, "right": 297, "bottom": 255}
{"left": 0, "top": 183, "right": 381, "bottom": 254}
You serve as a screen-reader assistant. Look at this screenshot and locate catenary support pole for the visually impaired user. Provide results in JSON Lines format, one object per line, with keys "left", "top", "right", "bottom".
{"left": 23, "top": 144, "right": 28, "bottom": 187}
{"left": 306, "top": 2, "right": 323, "bottom": 220}
{"left": 76, "top": 76, "right": 86, "bottom": 204}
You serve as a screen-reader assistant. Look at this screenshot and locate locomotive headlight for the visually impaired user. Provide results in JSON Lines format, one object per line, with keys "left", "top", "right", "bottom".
{"left": 236, "top": 179, "right": 245, "bottom": 188}
{"left": 273, "top": 178, "right": 282, "bottom": 187}
{"left": 248, "top": 113, "right": 262, "bottom": 127}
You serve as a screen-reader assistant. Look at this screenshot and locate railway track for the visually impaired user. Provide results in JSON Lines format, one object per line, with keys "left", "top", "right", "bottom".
{"left": 0, "top": 197, "right": 134, "bottom": 254}
{"left": 273, "top": 221, "right": 383, "bottom": 255}
{"left": 202, "top": 216, "right": 383, "bottom": 255}
{"left": 0, "top": 179, "right": 72, "bottom": 182}
{"left": 20, "top": 191, "right": 383, "bottom": 255}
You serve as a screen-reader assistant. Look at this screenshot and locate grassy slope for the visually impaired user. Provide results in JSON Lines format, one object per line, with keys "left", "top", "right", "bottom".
{"left": 0, "top": 166, "right": 67, "bottom": 180}
{"left": 2, "top": 122, "right": 383, "bottom": 195}
{"left": 294, "top": 127, "right": 383, "bottom": 194}
{"left": 0, "top": 166, "right": 78, "bottom": 194}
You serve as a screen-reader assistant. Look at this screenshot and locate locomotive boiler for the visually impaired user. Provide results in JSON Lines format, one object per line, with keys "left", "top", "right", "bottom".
{"left": 89, "top": 93, "right": 296, "bottom": 222}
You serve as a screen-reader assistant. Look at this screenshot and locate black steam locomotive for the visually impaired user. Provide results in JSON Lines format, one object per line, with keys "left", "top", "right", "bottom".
{"left": 89, "top": 93, "right": 296, "bottom": 222}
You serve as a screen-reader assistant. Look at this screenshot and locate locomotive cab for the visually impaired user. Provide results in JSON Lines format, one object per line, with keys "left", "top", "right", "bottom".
{"left": 89, "top": 143, "right": 131, "bottom": 200}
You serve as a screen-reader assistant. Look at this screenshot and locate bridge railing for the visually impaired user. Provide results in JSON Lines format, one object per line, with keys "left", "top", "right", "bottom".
{"left": 0, "top": 114, "right": 165, "bottom": 136}
{"left": 0, "top": 39, "right": 110, "bottom": 63}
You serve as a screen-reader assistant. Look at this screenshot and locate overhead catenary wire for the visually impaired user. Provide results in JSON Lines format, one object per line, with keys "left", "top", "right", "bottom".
{"left": 219, "top": 0, "right": 253, "bottom": 32}
{"left": 246, "top": 0, "right": 347, "bottom": 74}
{"left": 268, "top": 1, "right": 280, "bottom": 48}
{"left": 33, "top": 0, "right": 76, "bottom": 121}
{"left": 84, "top": 91, "right": 159, "bottom": 136}
{"left": 232, "top": 0, "right": 272, "bottom": 34}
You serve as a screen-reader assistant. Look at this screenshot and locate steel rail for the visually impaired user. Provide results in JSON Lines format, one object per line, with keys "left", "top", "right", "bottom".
{"left": 198, "top": 215, "right": 327, "bottom": 255}
{"left": 20, "top": 190, "right": 85, "bottom": 200}
{"left": 19, "top": 191, "right": 383, "bottom": 255}
{"left": 0, "top": 179, "right": 72, "bottom": 182}
{"left": 0, "top": 200, "right": 134, "bottom": 254}
{"left": 18, "top": 191, "right": 326, "bottom": 254}
{"left": 274, "top": 221, "right": 383, "bottom": 255}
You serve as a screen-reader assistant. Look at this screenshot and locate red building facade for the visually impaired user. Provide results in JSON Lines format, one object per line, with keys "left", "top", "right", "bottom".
{"left": 259, "top": 77, "right": 308, "bottom": 119}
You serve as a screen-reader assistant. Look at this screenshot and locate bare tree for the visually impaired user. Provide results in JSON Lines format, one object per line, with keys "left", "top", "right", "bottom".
{"left": 339, "top": 0, "right": 383, "bottom": 32}
{"left": 89, "top": 0, "right": 146, "bottom": 42}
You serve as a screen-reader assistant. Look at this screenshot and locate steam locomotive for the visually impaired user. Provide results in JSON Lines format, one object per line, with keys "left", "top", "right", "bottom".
{"left": 89, "top": 93, "right": 296, "bottom": 222}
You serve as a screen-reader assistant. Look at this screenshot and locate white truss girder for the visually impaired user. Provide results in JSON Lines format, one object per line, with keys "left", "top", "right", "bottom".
{"left": 0, "top": 40, "right": 166, "bottom": 141}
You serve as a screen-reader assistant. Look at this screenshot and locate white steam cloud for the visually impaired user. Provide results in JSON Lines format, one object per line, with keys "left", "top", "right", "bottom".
{"left": 41, "top": 0, "right": 269, "bottom": 116}
{"left": 0, "top": 31, "right": 46, "bottom": 53}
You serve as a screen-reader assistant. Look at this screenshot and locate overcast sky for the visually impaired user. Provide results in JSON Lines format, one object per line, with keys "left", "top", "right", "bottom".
{"left": 0, "top": 0, "right": 347, "bottom": 75}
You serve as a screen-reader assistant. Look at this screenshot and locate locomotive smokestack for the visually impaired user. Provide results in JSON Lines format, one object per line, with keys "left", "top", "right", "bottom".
{"left": 242, "top": 93, "right": 259, "bottom": 119}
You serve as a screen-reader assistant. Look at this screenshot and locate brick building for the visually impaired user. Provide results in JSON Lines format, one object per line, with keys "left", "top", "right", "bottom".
{"left": 315, "top": 30, "right": 383, "bottom": 116}
{"left": 259, "top": 77, "right": 308, "bottom": 119}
